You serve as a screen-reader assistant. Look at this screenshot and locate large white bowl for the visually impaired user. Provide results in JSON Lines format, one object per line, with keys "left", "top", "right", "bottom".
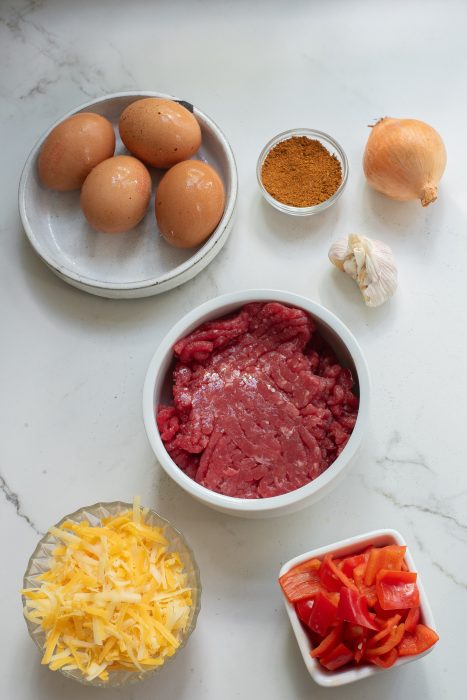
{"left": 18, "top": 91, "right": 237, "bottom": 299}
{"left": 143, "top": 290, "right": 370, "bottom": 518}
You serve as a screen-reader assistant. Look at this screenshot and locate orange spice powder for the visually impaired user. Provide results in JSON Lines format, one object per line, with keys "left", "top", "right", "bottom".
{"left": 261, "top": 136, "right": 342, "bottom": 207}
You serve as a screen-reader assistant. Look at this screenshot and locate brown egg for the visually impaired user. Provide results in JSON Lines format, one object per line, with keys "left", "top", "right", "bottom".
{"left": 155, "top": 160, "right": 225, "bottom": 248}
{"left": 38, "top": 113, "right": 115, "bottom": 191}
{"left": 80, "top": 156, "right": 151, "bottom": 233}
{"left": 119, "top": 98, "right": 202, "bottom": 169}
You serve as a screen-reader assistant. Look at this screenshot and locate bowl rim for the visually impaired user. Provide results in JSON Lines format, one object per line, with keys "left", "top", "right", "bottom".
{"left": 18, "top": 90, "right": 238, "bottom": 292}
{"left": 143, "top": 289, "right": 370, "bottom": 513}
{"left": 256, "top": 127, "right": 349, "bottom": 216}
{"left": 278, "top": 528, "right": 438, "bottom": 687}
{"left": 22, "top": 500, "right": 202, "bottom": 687}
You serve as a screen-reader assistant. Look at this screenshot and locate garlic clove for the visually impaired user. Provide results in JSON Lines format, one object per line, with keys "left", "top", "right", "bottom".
{"left": 328, "top": 234, "right": 397, "bottom": 307}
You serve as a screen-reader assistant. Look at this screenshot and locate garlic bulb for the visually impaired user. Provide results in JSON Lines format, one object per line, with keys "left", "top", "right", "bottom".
{"left": 328, "top": 234, "right": 397, "bottom": 307}
{"left": 363, "top": 117, "right": 446, "bottom": 206}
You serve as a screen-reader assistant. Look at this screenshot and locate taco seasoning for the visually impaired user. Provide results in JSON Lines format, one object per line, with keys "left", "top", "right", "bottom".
{"left": 261, "top": 136, "right": 342, "bottom": 207}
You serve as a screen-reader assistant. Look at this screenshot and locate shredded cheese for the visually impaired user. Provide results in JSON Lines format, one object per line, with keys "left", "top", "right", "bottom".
{"left": 22, "top": 500, "right": 193, "bottom": 682}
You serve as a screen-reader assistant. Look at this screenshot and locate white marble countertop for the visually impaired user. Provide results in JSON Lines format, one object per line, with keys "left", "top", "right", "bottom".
{"left": 1, "top": 0, "right": 466, "bottom": 697}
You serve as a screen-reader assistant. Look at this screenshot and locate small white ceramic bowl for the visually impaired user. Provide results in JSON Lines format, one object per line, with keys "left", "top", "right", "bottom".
{"left": 19, "top": 91, "right": 237, "bottom": 299}
{"left": 256, "top": 128, "right": 348, "bottom": 216}
{"left": 143, "top": 289, "right": 370, "bottom": 518}
{"left": 279, "top": 529, "right": 438, "bottom": 687}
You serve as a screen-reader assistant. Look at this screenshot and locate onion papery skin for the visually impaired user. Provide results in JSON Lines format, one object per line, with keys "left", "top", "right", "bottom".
{"left": 363, "top": 117, "right": 446, "bottom": 206}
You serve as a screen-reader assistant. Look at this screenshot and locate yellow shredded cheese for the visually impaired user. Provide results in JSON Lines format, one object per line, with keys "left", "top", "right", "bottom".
{"left": 22, "top": 501, "right": 193, "bottom": 682}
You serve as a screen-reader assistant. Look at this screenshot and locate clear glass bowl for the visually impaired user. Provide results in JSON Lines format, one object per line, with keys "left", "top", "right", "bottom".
{"left": 256, "top": 128, "right": 349, "bottom": 216}
{"left": 22, "top": 501, "right": 201, "bottom": 687}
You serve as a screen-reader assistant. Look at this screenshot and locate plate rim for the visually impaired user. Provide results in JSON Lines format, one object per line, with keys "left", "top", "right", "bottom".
{"left": 18, "top": 90, "right": 238, "bottom": 294}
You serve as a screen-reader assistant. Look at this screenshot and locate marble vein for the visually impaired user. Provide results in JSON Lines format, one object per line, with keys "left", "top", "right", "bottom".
{"left": 361, "top": 475, "right": 467, "bottom": 535}
{"left": 376, "top": 430, "right": 435, "bottom": 473}
{"left": 431, "top": 561, "right": 467, "bottom": 590}
{"left": 2, "top": 1, "right": 111, "bottom": 101}
{"left": 413, "top": 530, "right": 467, "bottom": 590}
{"left": 0, "top": 473, "right": 43, "bottom": 535}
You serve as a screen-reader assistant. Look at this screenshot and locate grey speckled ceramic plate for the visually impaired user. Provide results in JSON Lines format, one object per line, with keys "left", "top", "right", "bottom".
{"left": 18, "top": 91, "right": 237, "bottom": 299}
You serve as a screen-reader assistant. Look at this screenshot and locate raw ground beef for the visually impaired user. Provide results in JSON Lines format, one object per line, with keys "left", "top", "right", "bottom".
{"left": 157, "top": 302, "right": 359, "bottom": 499}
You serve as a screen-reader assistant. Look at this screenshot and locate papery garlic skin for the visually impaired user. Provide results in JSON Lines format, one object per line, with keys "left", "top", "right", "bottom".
{"left": 329, "top": 234, "right": 397, "bottom": 307}
{"left": 363, "top": 117, "right": 446, "bottom": 206}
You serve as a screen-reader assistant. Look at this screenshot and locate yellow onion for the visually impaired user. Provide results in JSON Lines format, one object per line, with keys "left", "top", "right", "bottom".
{"left": 363, "top": 117, "right": 446, "bottom": 206}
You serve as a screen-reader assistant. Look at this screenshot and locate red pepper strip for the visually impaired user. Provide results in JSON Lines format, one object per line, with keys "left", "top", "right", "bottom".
{"left": 370, "top": 614, "right": 402, "bottom": 645}
{"left": 349, "top": 563, "right": 377, "bottom": 608}
{"left": 360, "top": 583, "right": 378, "bottom": 608}
{"left": 376, "top": 570, "right": 419, "bottom": 611}
{"left": 279, "top": 559, "right": 322, "bottom": 602}
{"left": 341, "top": 554, "right": 366, "bottom": 578}
{"left": 364, "top": 545, "right": 407, "bottom": 586}
{"left": 337, "top": 586, "right": 378, "bottom": 630}
{"left": 306, "top": 591, "right": 339, "bottom": 637}
{"left": 404, "top": 606, "right": 420, "bottom": 633}
{"left": 325, "top": 591, "right": 340, "bottom": 606}
{"left": 319, "top": 557, "right": 342, "bottom": 593}
{"left": 365, "top": 623, "right": 405, "bottom": 657}
{"left": 321, "top": 554, "right": 358, "bottom": 593}
{"left": 285, "top": 558, "right": 322, "bottom": 575}
{"left": 353, "top": 562, "right": 366, "bottom": 587}
{"left": 310, "top": 623, "right": 343, "bottom": 658}
{"left": 398, "top": 624, "right": 439, "bottom": 657}
{"left": 295, "top": 599, "right": 314, "bottom": 626}
{"left": 373, "top": 600, "right": 408, "bottom": 621}
{"left": 371, "top": 647, "right": 398, "bottom": 669}
{"left": 296, "top": 593, "right": 338, "bottom": 637}
{"left": 354, "top": 632, "right": 368, "bottom": 664}
{"left": 342, "top": 624, "right": 368, "bottom": 664}
{"left": 320, "top": 642, "right": 354, "bottom": 671}
{"left": 343, "top": 623, "right": 365, "bottom": 641}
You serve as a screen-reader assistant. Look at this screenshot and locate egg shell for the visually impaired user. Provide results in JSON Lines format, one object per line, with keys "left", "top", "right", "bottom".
{"left": 119, "top": 98, "right": 202, "bottom": 169}
{"left": 155, "top": 160, "right": 225, "bottom": 249}
{"left": 80, "top": 155, "right": 151, "bottom": 234}
{"left": 38, "top": 113, "right": 116, "bottom": 191}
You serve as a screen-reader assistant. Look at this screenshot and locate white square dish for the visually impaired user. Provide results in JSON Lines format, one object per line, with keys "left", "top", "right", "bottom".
{"left": 278, "top": 529, "right": 438, "bottom": 687}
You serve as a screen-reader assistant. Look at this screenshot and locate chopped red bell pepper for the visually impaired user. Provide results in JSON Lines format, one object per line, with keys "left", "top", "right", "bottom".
{"left": 376, "top": 570, "right": 419, "bottom": 610}
{"left": 343, "top": 623, "right": 365, "bottom": 641}
{"left": 370, "top": 647, "right": 398, "bottom": 669}
{"left": 342, "top": 623, "right": 368, "bottom": 664}
{"left": 310, "top": 623, "right": 343, "bottom": 658}
{"left": 365, "top": 623, "right": 405, "bottom": 657}
{"left": 337, "top": 586, "right": 378, "bottom": 630}
{"left": 283, "top": 544, "right": 439, "bottom": 674}
{"left": 306, "top": 592, "right": 339, "bottom": 637}
{"left": 370, "top": 614, "right": 402, "bottom": 645}
{"left": 353, "top": 632, "right": 368, "bottom": 664}
{"left": 364, "top": 545, "right": 407, "bottom": 585}
{"left": 320, "top": 554, "right": 357, "bottom": 593}
{"left": 353, "top": 562, "right": 365, "bottom": 586}
{"left": 398, "top": 624, "right": 439, "bottom": 657}
{"left": 296, "top": 592, "right": 339, "bottom": 637}
{"left": 295, "top": 598, "right": 314, "bottom": 626}
{"left": 319, "top": 556, "right": 342, "bottom": 592}
{"left": 373, "top": 600, "right": 407, "bottom": 621}
{"left": 279, "top": 559, "right": 322, "bottom": 602}
{"left": 320, "top": 642, "right": 354, "bottom": 671}
{"left": 404, "top": 606, "right": 421, "bottom": 633}
{"left": 352, "top": 562, "right": 377, "bottom": 606}
{"left": 341, "top": 554, "right": 366, "bottom": 578}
